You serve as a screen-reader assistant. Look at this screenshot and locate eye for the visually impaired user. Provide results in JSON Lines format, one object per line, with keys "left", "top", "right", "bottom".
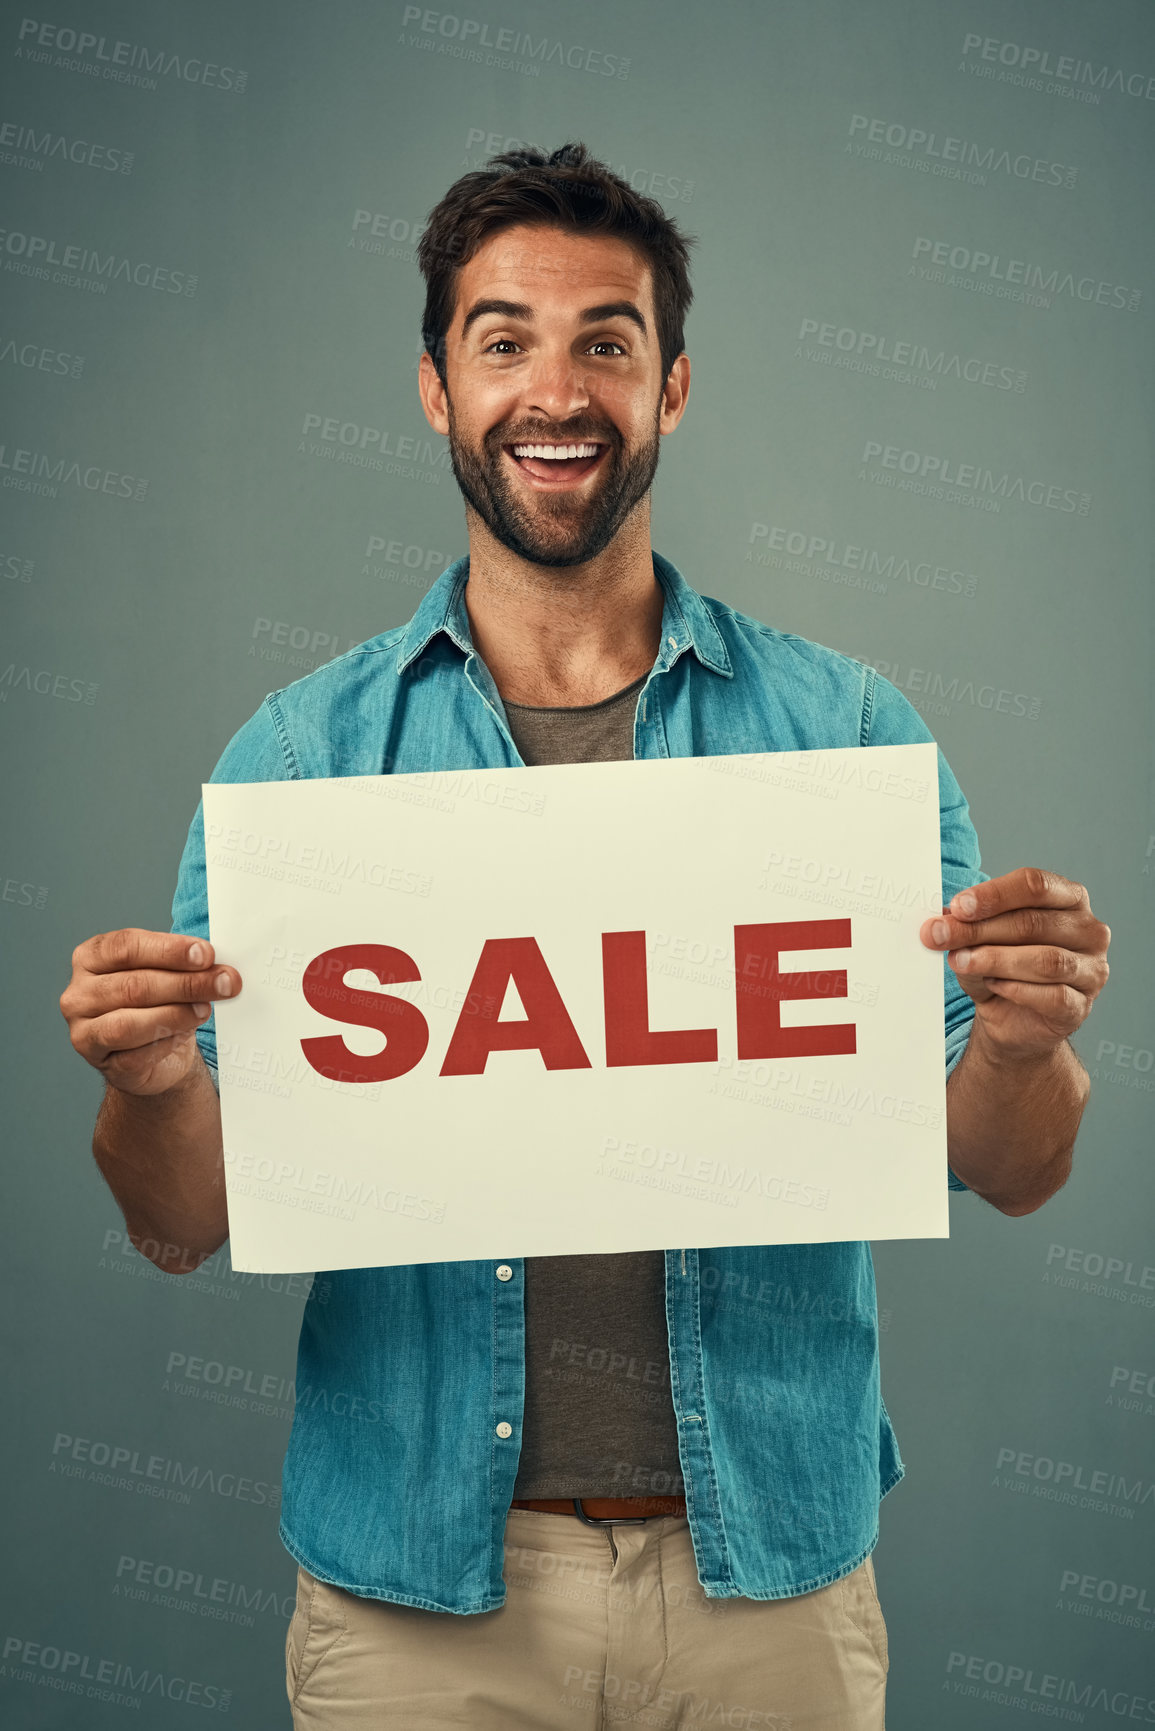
{"left": 484, "top": 339, "right": 522, "bottom": 355}
{"left": 587, "top": 340, "right": 626, "bottom": 356}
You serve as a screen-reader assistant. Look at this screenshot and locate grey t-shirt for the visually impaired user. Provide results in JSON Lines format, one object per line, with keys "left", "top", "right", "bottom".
{"left": 504, "top": 672, "right": 685, "bottom": 1499}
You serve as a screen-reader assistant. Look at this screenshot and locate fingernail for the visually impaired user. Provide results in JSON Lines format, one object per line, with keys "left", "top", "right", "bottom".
{"left": 188, "top": 942, "right": 204, "bottom": 966}
{"left": 194, "top": 1002, "right": 211, "bottom": 1019}
{"left": 955, "top": 892, "right": 978, "bottom": 916}
{"left": 215, "top": 972, "right": 233, "bottom": 997}
{"left": 931, "top": 920, "right": 950, "bottom": 945}
{"left": 954, "top": 949, "right": 973, "bottom": 970}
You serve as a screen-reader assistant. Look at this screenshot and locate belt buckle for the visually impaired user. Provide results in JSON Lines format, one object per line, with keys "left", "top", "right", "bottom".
{"left": 571, "top": 1497, "right": 649, "bottom": 1527}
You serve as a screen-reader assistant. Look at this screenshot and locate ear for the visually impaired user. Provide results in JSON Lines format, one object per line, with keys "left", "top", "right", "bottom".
{"left": 418, "top": 352, "right": 450, "bottom": 437}
{"left": 659, "top": 353, "right": 690, "bottom": 436}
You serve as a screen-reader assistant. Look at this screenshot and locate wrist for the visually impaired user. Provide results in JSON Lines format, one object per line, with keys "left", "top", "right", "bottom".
{"left": 107, "top": 1046, "right": 214, "bottom": 1111}
{"left": 967, "top": 1013, "right": 1072, "bottom": 1075}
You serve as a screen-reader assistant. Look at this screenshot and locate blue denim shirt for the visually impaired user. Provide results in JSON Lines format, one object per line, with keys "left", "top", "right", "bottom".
{"left": 170, "top": 550, "right": 984, "bottom": 1613}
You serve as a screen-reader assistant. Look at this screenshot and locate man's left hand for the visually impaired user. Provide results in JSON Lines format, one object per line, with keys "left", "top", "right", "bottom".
{"left": 920, "top": 867, "right": 1110, "bottom": 1061}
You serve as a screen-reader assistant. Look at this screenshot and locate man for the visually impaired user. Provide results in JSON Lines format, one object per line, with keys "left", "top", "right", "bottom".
{"left": 61, "top": 143, "right": 1110, "bottom": 1728}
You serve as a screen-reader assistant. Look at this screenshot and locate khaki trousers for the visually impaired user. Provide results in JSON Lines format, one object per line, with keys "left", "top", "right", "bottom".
{"left": 286, "top": 1508, "right": 888, "bottom": 1729}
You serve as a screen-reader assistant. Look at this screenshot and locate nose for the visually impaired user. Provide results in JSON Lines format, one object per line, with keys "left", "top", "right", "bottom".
{"left": 522, "top": 348, "right": 592, "bottom": 424}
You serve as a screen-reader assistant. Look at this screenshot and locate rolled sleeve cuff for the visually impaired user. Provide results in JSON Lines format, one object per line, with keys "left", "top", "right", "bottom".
{"left": 196, "top": 1026, "right": 220, "bottom": 1093}
{"left": 945, "top": 1012, "right": 975, "bottom": 1192}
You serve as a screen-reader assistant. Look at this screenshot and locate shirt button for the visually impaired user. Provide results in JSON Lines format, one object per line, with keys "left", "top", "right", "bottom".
{"left": 496, "top": 1422, "right": 512, "bottom": 1439}
{"left": 495, "top": 1264, "right": 513, "bottom": 1282}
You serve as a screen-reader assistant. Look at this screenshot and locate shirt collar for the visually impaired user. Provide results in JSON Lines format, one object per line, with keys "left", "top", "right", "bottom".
{"left": 395, "top": 549, "right": 733, "bottom": 678}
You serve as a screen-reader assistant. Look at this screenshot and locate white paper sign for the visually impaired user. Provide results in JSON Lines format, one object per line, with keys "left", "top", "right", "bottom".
{"left": 203, "top": 743, "right": 948, "bottom": 1272}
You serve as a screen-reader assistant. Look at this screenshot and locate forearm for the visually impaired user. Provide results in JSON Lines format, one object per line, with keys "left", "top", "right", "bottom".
{"left": 946, "top": 1017, "right": 1090, "bottom": 1214}
{"left": 92, "top": 1053, "right": 229, "bottom": 1270}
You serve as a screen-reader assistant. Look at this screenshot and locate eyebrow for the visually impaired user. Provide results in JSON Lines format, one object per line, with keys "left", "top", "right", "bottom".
{"left": 460, "top": 297, "right": 648, "bottom": 342}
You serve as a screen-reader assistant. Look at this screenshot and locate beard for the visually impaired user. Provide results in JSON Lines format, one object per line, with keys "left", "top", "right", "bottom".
{"left": 444, "top": 393, "right": 662, "bottom": 569}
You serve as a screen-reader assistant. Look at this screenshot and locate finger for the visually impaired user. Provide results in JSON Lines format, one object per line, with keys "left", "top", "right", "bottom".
{"left": 99, "top": 1029, "right": 203, "bottom": 1090}
{"left": 949, "top": 944, "right": 1101, "bottom": 992}
{"left": 976, "top": 978, "right": 1090, "bottom": 1034}
{"left": 945, "top": 868, "right": 1088, "bottom": 923}
{"left": 920, "top": 908, "right": 1103, "bottom": 953}
{"left": 85, "top": 964, "right": 240, "bottom": 1015}
{"left": 955, "top": 974, "right": 996, "bottom": 1003}
{"left": 77, "top": 928, "right": 216, "bottom": 977}
{"left": 74, "top": 1003, "right": 215, "bottom": 1067}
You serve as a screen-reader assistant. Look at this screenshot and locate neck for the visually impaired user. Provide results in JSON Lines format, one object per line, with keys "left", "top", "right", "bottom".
{"left": 461, "top": 508, "right": 664, "bottom": 707}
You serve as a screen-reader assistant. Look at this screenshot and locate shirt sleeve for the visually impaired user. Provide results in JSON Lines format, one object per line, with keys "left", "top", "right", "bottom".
{"left": 169, "top": 696, "right": 292, "bottom": 1086}
{"left": 863, "top": 668, "right": 988, "bottom": 1193}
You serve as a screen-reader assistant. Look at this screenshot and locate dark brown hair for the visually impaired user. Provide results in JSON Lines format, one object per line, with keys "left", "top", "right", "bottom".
{"left": 416, "top": 140, "right": 697, "bottom": 386}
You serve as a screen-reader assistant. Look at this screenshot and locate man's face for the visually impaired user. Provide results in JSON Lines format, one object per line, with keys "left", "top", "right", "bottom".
{"left": 422, "top": 223, "right": 686, "bottom": 568}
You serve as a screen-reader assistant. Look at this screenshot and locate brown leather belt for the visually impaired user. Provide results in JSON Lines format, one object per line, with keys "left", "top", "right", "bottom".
{"left": 512, "top": 1495, "right": 686, "bottom": 1525}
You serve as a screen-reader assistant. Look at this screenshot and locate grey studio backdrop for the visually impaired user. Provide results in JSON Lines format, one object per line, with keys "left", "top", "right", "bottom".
{"left": 2, "top": 0, "right": 1153, "bottom": 1725}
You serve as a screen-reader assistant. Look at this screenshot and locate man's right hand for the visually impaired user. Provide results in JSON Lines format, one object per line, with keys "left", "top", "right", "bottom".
{"left": 60, "top": 930, "right": 242, "bottom": 1097}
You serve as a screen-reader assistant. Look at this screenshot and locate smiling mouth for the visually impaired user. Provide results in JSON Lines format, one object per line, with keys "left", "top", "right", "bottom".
{"left": 503, "top": 441, "right": 609, "bottom": 485}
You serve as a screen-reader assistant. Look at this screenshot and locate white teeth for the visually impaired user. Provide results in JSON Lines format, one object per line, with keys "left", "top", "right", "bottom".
{"left": 511, "top": 442, "right": 600, "bottom": 460}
